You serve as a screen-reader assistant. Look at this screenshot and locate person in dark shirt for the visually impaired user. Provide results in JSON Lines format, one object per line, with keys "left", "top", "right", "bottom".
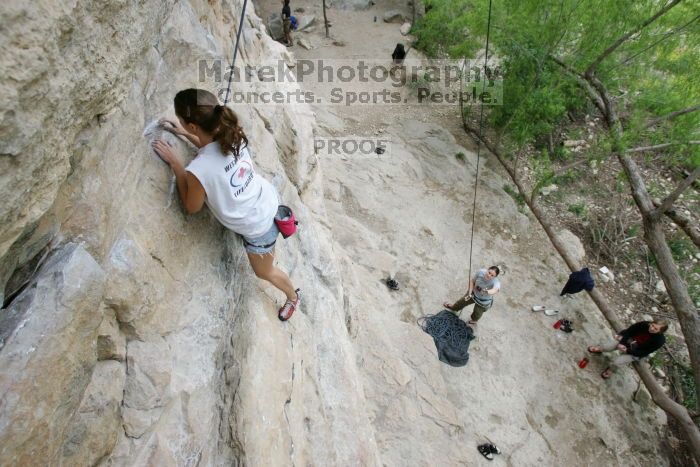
{"left": 391, "top": 43, "right": 407, "bottom": 64}
{"left": 587, "top": 319, "right": 668, "bottom": 379}
{"left": 390, "top": 43, "right": 409, "bottom": 80}
{"left": 282, "top": 0, "right": 293, "bottom": 47}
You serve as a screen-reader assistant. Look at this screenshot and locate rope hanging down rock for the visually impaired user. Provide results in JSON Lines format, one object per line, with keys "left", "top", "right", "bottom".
{"left": 466, "top": 0, "right": 494, "bottom": 281}
{"left": 223, "top": 0, "right": 249, "bottom": 105}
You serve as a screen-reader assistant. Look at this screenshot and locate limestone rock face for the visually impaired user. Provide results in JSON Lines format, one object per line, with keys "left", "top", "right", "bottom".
{"left": 60, "top": 360, "right": 126, "bottom": 466}
{"left": 0, "top": 0, "right": 379, "bottom": 465}
{"left": 0, "top": 243, "right": 106, "bottom": 466}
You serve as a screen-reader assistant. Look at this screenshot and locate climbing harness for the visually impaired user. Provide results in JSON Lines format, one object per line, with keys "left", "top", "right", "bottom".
{"left": 223, "top": 0, "right": 249, "bottom": 105}
{"left": 464, "top": 0, "right": 494, "bottom": 282}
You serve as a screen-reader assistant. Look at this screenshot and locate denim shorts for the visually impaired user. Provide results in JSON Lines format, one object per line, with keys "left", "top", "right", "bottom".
{"left": 242, "top": 222, "right": 279, "bottom": 255}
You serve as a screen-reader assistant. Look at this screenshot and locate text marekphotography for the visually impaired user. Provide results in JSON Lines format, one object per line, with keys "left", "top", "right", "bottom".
{"left": 197, "top": 58, "right": 503, "bottom": 106}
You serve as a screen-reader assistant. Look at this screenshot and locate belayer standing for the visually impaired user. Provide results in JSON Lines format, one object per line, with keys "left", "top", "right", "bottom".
{"left": 282, "top": 0, "right": 293, "bottom": 47}
{"left": 443, "top": 266, "right": 501, "bottom": 325}
{"left": 152, "top": 88, "right": 301, "bottom": 321}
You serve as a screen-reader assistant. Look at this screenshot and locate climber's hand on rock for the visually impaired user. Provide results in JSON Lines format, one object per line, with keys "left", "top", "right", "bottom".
{"left": 152, "top": 140, "right": 177, "bottom": 166}
{"left": 617, "top": 344, "right": 627, "bottom": 352}
{"left": 160, "top": 118, "right": 185, "bottom": 135}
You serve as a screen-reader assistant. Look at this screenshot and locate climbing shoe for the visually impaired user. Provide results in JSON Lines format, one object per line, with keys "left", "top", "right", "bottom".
{"left": 278, "top": 289, "right": 301, "bottom": 321}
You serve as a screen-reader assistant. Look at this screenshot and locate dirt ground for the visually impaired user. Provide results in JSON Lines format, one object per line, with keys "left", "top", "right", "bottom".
{"left": 252, "top": 0, "right": 673, "bottom": 464}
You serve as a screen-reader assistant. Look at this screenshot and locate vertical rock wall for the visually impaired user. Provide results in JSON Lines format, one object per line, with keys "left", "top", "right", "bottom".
{"left": 0, "top": 0, "right": 379, "bottom": 465}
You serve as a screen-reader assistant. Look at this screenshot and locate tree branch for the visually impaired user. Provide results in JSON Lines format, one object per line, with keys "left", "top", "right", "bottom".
{"left": 644, "top": 104, "right": 700, "bottom": 129}
{"left": 626, "top": 141, "right": 700, "bottom": 153}
{"left": 584, "top": 0, "right": 682, "bottom": 75}
{"left": 620, "top": 14, "right": 700, "bottom": 67}
{"left": 652, "top": 166, "right": 700, "bottom": 220}
{"left": 651, "top": 165, "right": 700, "bottom": 219}
{"left": 549, "top": 56, "right": 607, "bottom": 116}
{"left": 551, "top": 158, "right": 590, "bottom": 177}
{"left": 654, "top": 199, "right": 700, "bottom": 248}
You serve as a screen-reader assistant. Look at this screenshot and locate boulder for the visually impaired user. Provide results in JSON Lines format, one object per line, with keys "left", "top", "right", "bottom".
{"left": 296, "top": 14, "right": 315, "bottom": 31}
{"left": 655, "top": 280, "right": 667, "bottom": 295}
{"left": 297, "top": 37, "right": 314, "bottom": 50}
{"left": 400, "top": 22, "right": 412, "bottom": 35}
{"left": 267, "top": 12, "right": 284, "bottom": 40}
{"left": 555, "top": 229, "right": 586, "bottom": 264}
{"left": 0, "top": 244, "right": 106, "bottom": 466}
{"left": 540, "top": 184, "right": 558, "bottom": 196}
{"left": 383, "top": 10, "right": 405, "bottom": 23}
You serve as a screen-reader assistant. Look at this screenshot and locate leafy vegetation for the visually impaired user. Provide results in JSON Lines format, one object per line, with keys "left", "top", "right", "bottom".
{"left": 502, "top": 184, "right": 525, "bottom": 207}
{"left": 414, "top": 0, "right": 700, "bottom": 453}
{"left": 413, "top": 0, "right": 700, "bottom": 171}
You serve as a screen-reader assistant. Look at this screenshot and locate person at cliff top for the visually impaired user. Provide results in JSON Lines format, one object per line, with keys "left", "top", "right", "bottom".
{"left": 443, "top": 266, "right": 501, "bottom": 325}
{"left": 152, "top": 88, "right": 300, "bottom": 321}
{"left": 391, "top": 43, "right": 407, "bottom": 65}
{"left": 282, "top": 0, "right": 293, "bottom": 47}
{"left": 587, "top": 319, "right": 667, "bottom": 379}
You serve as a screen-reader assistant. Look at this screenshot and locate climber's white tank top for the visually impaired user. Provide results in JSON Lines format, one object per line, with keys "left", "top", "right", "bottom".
{"left": 186, "top": 142, "right": 278, "bottom": 238}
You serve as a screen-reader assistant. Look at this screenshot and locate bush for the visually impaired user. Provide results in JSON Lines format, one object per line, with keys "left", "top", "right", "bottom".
{"left": 567, "top": 203, "right": 586, "bottom": 217}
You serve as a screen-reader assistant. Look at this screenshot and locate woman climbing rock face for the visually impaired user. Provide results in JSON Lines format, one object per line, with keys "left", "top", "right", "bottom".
{"left": 152, "top": 88, "right": 300, "bottom": 321}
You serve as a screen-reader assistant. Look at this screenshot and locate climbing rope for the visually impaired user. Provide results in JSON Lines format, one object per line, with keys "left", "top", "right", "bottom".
{"left": 466, "top": 0, "right": 494, "bottom": 282}
{"left": 418, "top": 310, "right": 475, "bottom": 366}
{"left": 419, "top": 311, "right": 473, "bottom": 348}
{"left": 223, "top": 0, "right": 249, "bottom": 105}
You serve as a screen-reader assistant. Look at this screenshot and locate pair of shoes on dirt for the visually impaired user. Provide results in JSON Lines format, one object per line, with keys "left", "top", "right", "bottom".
{"left": 478, "top": 443, "right": 501, "bottom": 460}
{"left": 531, "top": 305, "right": 559, "bottom": 316}
{"left": 587, "top": 347, "right": 614, "bottom": 379}
{"left": 278, "top": 289, "right": 301, "bottom": 321}
{"left": 386, "top": 278, "right": 399, "bottom": 290}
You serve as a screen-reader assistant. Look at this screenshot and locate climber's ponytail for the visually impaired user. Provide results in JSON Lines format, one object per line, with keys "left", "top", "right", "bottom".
{"left": 214, "top": 105, "right": 248, "bottom": 160}
{"left": 173, "top": 88, "right": 248, "bottom": 160}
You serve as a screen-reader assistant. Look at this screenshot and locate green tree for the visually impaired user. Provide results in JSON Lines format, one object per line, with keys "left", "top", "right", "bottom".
{"left": 415, "top": 0, "right": 700, "bottom": 459}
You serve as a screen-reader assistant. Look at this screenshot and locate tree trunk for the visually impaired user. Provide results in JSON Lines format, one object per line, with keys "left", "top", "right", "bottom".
{"left": 322, "top": 0, "right": 329, "bottom": 38}
{"left": 461, "top": 122, "right": 700, "bottom": 463}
